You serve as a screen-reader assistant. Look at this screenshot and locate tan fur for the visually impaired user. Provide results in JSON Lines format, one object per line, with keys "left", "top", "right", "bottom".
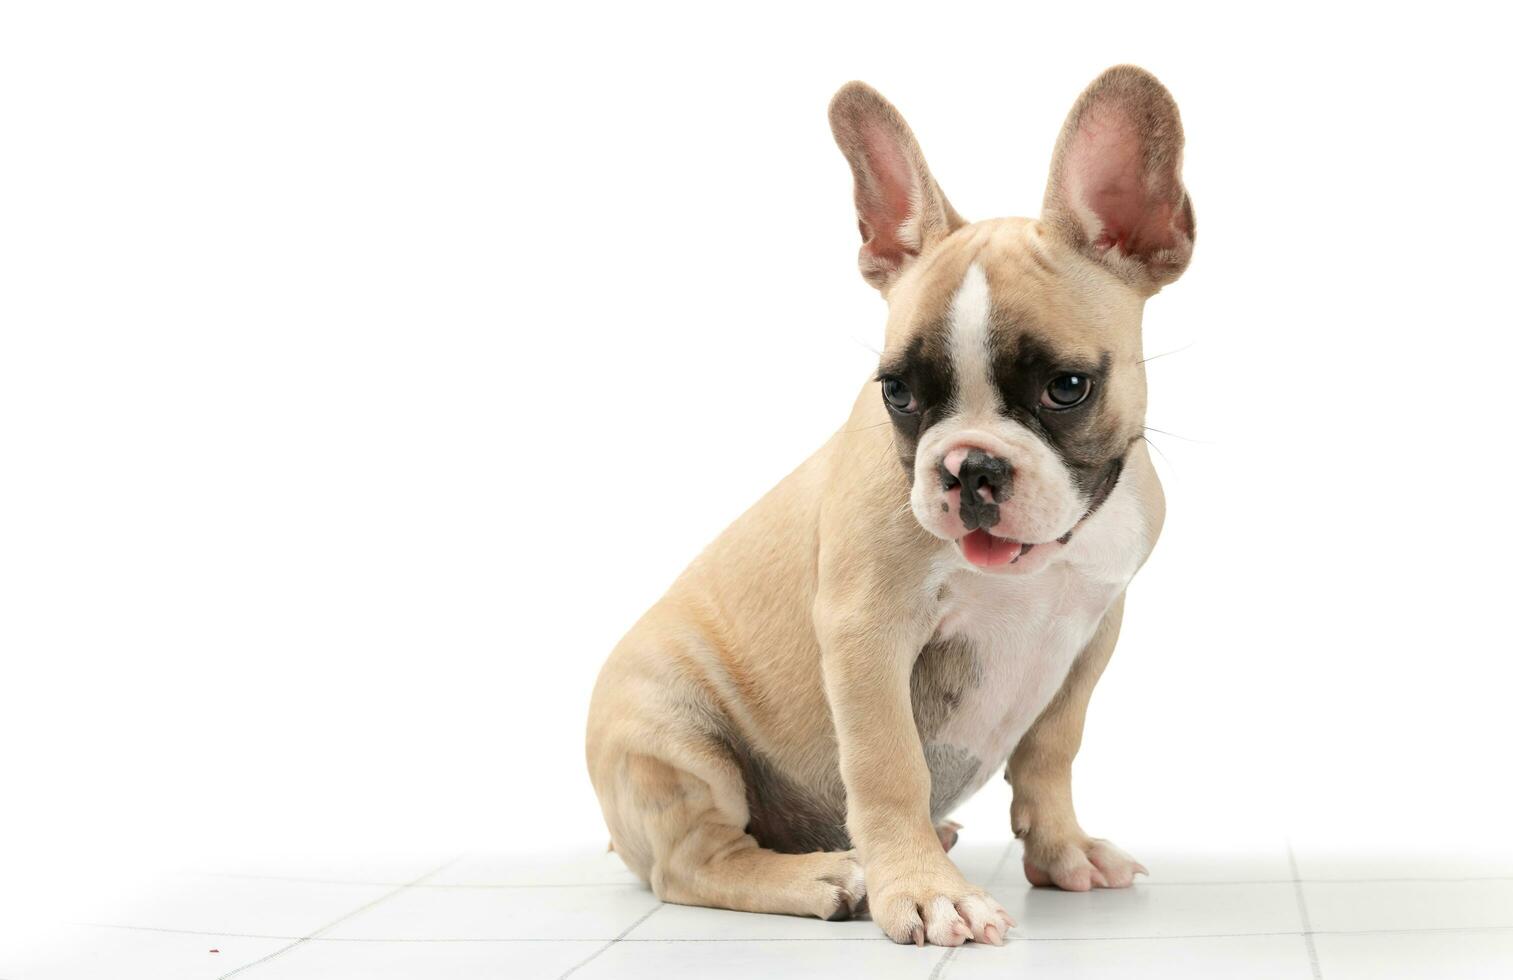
{"left": 586, "top": 65, "right": 1192, "bottom": 946}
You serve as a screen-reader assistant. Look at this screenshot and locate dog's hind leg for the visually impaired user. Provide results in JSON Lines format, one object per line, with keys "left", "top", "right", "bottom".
{"left": 599, "top": 750, "right": 865, "bottom": 920}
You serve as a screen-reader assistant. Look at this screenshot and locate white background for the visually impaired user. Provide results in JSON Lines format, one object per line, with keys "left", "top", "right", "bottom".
{"left": 3, "top": 0, "right": 1511, "bottom": 925}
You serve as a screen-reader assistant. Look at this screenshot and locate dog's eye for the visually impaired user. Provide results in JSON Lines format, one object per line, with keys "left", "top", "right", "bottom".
{"left": 881, "top": 377, "right": 917, "bottom": 413}
{"left": 1042, "top": 374, "right": 1092, "bottom": 409}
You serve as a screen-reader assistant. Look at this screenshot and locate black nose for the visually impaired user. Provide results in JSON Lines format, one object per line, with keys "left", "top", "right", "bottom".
{"left": 940, "top": 449, "right": 1013, "bottom": 532}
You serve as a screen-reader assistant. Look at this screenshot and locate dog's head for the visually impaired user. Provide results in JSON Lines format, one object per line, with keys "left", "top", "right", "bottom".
{"left": 830, "top": 66, "right": 1194, "bottom": 573}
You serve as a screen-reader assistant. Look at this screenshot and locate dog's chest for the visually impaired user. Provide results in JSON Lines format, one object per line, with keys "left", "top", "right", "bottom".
{"left": 911, "top": 563, "right": 1123, "bottom": 817}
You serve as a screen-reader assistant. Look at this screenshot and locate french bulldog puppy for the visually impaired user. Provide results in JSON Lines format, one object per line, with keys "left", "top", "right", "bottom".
{"left": 586, "top": 65, "right": 1194, "bottom": 947}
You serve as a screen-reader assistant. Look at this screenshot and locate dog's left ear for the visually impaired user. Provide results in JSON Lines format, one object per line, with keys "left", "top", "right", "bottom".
{"left": 1042, "top": 65, "right": 1195, "bottom": 294}
{"left": 829, "top": 81, "right": 966, "bottom": 294}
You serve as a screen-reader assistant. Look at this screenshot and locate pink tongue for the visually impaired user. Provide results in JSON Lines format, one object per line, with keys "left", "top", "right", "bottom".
{"left": 961, "top": 529, "right": 1023, "bottom": 567}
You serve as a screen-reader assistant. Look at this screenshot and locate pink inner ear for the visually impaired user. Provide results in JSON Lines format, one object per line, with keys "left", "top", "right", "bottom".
{"left": 860, "top": 123, "right": 919, "bottom": 265}
{"left": 1067, "top": 108, "right": 1183, "bottom": 259}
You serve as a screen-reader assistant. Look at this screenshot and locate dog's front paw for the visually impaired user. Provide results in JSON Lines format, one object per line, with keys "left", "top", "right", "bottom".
{"left": 868, "top": 866, "right": 1014, "bottom": 946}
{"left": 1022, "top": 835, "right": 1147, "bottom": 891}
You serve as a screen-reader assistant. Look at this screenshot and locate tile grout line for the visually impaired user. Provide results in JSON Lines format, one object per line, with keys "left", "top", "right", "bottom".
{"left": 930, "top": 838, "right": 1017, "bottom": 980}
{"left": 928, "top": 946, "right": 959, "bottom": 979}
{"left": 63, "top": 921, "right": 1513, "bottom": 946}
{"left": 304, "top": 923, "right": 1513, "bottom": 942}
{"left": 194, "top": 872, "right": 645, "bottom": 889}
{"left": 1287, "top": 840, "right": 1324, "bottom": 980}
{"left": 984, "top": 838, "right": 1019, "bottom": 888}
{"left": 81, "top": 923, "right": 303, "bottom": 941}
{"left": 185, "top": 868, "right": 1513, "bottom": 888}
{"left": 211, "top": 854, "right": 465, "bottom": 980}
{"left": 557, "top": 901, "right": 664, "bottom": 979}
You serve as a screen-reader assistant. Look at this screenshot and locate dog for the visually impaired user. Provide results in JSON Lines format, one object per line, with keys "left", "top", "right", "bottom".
{"left": 586, "top": 65, "right": 1194, "bottom": 947}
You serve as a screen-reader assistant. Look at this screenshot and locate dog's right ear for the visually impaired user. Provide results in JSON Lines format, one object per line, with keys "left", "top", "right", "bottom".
{"left": 829, "top": 82, "right": 965, "bottom": 295}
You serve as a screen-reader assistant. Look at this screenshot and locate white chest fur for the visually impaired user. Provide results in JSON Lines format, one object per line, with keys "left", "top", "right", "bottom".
{"left": 918, "top": 487, "right": 1148, "bottom": 811}
{"left": 932, "top": 562, "right": 1120, "bottom": 767}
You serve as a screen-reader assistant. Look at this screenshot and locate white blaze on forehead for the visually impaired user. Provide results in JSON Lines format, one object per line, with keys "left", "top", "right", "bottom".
{"left": 947, "top": 263, "right": 1000, "bottom": 417}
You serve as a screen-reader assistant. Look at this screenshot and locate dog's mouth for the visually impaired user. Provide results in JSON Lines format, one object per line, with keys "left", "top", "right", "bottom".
{"left": 954, "top": 454, "right": 1127, "bottom": 570}
{"left": 959, "top": 529, "right": 1038, "bottom": 568}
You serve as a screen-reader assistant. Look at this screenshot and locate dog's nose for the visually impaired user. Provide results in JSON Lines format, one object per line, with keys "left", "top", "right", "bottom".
{"left": 939, "top": 448, "right": 1012, "bottom": 532}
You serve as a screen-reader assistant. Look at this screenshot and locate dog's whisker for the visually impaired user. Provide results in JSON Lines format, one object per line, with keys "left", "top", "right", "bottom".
{"left": 1140, "top": 432, "right": 1176, "bottom": 470}
{"left": 1138, "top": 341, "right": 1195, "bottom": 365}
{"left": 848, "top": 335, "right": 883, "bottom": 357}
{"left": 1143, "top": 424, "right": 1212, "bottom": 445}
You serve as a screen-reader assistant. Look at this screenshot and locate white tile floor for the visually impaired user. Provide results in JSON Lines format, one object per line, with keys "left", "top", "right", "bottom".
{"left": 4, "top": 837, "right": 1512, "bottom": 979}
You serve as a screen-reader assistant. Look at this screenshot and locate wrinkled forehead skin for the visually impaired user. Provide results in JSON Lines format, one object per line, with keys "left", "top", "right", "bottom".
{"left": 882, "top": 216, "right": 1147, "bottom": 409}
